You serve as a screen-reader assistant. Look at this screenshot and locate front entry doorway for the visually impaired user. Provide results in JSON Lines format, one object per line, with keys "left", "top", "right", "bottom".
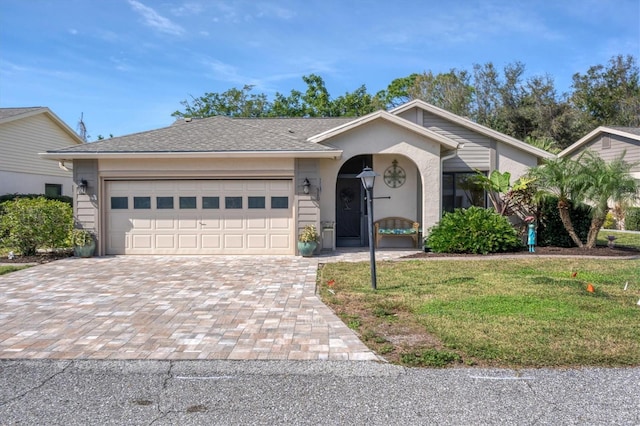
{"left": 336, "top": 155, "right": 372, "bottom": 247}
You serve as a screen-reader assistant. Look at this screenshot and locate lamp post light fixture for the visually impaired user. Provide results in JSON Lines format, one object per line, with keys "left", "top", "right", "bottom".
{"left": 356, "top": 166, "right": 380, "bottom": 290}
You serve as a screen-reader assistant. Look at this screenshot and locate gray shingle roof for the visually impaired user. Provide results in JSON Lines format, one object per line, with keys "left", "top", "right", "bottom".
{"left": 609, "top": 126, "right": 640, "bottom": 136}
{"left": 0, "top": 107, "right": 46, "bottom": 121}
{"left": 48, "top": 116, "right": 354, "bottom": 154}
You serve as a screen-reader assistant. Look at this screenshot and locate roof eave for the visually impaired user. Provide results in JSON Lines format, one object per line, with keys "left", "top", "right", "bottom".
{"left": 39, "top": 150, "right": 343, "bottom": 161}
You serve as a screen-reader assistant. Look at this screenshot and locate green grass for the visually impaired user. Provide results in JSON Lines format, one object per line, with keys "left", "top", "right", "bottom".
{"left": 0, "top": 265, "right": 31, "bottom": 275}
{"left": 318, "top": 258, "right": 640, "bottom": 368}
{"left": 597, "top": 230, "right": 640, "bottom": 249}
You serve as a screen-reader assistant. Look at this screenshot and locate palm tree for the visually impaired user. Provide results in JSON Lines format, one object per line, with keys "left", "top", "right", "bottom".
{"left": 528, "top": 157, "right": 587, "bottom": 247}
{"left": 577, "top": 151, "right": 638, "bottom": 248}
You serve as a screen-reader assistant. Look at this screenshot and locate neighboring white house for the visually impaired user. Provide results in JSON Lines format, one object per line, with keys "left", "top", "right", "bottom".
{"left": 1, "top": 107, "right": 84, "bottom": 197}
{"left": 559, "top": 126, "right": 640, "bottom": 206}
{"left": 42, "top": 100, "right": 554, "bottom": 256}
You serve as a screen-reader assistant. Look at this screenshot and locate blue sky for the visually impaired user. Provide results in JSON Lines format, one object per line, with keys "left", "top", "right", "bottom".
{"left": 1, "top": 0, "right": 638, "bottom": 141}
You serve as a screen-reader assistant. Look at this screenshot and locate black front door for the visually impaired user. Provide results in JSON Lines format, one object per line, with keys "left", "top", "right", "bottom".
{"left": 336, "top": 177, "right": 363, "bottom": 247}
{"left": 336, "top": 155, "right": 372, "bottom": 247}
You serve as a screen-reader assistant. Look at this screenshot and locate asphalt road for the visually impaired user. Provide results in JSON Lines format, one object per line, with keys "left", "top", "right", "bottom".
{"left": 0, "top": 360, "right": 638, "bottom": 425}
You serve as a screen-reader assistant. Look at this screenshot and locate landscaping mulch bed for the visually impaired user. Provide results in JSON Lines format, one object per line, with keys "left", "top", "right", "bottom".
{"left": 1, "top": 251, "right": 73, "bottom": 264}
{"left": 403, "top": 245, "right": 640, "bottom": 259}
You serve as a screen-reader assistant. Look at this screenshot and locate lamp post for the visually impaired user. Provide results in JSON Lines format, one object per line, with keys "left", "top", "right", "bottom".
{"left": 356, "top": 167, "right": 379, "bottom": 290}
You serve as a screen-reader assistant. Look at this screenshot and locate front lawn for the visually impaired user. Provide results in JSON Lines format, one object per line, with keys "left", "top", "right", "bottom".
{"left": 318, "top": 258, "right": 640, "bottom": 368}
{"left": 0, "top": 265, "right": 30, "bottom": 275}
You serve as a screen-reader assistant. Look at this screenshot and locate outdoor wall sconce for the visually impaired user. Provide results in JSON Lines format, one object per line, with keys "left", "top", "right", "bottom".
{"left": 78, "top": 179, "right": 88, "bottom": 195}
{"left": 303, "top": 178, "right": 311, "bottom": 194}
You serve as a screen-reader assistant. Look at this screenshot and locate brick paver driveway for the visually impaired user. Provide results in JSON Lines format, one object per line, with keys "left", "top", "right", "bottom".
{"left": 0, "top": 255, "right": 388, "bottom": 361}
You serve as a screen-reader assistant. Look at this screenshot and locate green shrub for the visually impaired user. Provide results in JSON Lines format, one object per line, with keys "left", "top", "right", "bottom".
{"left": 0, "top": 193, "right": 72, "bottom": 207}
{"left": 536, "top": 197, "right": 591, "bottom": 247}
{"left": 425, "top": 207, "right": 522, "bottom": 254}
{"left": 625, "top": 207, "right": 640, "bottom": 231}
{"left": 603, "top": 212, "right": 616, "bottom": 229}
{"left": 0, "top": 197, "right": 73, "bottom": 255}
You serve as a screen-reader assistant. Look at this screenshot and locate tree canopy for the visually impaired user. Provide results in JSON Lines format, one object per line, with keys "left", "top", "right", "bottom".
{"left": 172, "top": 54, "right": 639, "bottom": 150}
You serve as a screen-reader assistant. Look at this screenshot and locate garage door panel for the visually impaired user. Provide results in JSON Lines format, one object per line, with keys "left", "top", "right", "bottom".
{"left": 155, "top": 218, "right": 175, "bottom": 230}
{"left": 224, "top": 234, "right": 244, "bottom": 249}
{"left": 132, "top": 218, "right": 152, "bottom": 229}
{"left": 106, "top": 179, "right": 293, "bottom": 255}
{"left": 178, "top": 234, "right": 198, "bottom": 249}
{"left": 202, "top": 235, "right": 221, "bottom": 249}
{"left": 178, "top": 218, "right": 198, "bottom": 229}
{"left": 224, "top": 218, "right": 244, "bottom": 230}
{"left": 270, "top": 234, "right": 291, "bottom": 249}
{"left": 247, "top": 235, "right": 267, "bottom": 249}
{"left": 132, "top": 234, "right": 153, "bottom": 249}
{"left": 247, "top": 217, "right": 267, "bottom": 230}
{"left": 155, "top": 234, "right": 175, "bottom": 249}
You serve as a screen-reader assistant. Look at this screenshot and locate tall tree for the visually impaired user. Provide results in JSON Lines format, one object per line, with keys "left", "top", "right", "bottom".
{"left": 172, "top": 85, "right": 270, "bottom": 118}
{"left": 527, "top": 157, "right": 586, "bottom": 247}
{"left": 408, "top": 69, "right": 474, "bottom": 117}
{"left": 570, "top": 54, "right": 640, "bottom": 129}
{"left": 577, "top": 151, "right": 638, "bottom": 248}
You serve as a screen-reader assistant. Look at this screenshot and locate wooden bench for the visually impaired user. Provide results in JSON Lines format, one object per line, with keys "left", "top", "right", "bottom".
{"left": 374, "top": 217, "right": 420, "bottom": 248}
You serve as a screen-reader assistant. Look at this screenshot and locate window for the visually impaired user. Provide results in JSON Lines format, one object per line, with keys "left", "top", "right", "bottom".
{"left": 202, "top": 196, "right": 219, "bottom": 209}
{"left": 248, "top": 196, "right": 265, "bottom": 209}
{"left": 179, "top": 196, "right": 197, "bottom": 209}
{"left": 134, "top": 196, "right": 151, "bottom": 209}
{"left": 225, "top": 196, "right": 242, "bottom": 209}
{"left": 111, "top": 197, "right": 128, "bottom": 209}
{"left": 443, "top": 172, "right": 486, "bottom": 213}
{"left": 45, "top": 183, "right": 62, "bottom": 197}
{"left": 271, "top": 196, "right": 289, "bottom": 209}
{"left": 157, "top": 196, "right": 174, "bottom": 209}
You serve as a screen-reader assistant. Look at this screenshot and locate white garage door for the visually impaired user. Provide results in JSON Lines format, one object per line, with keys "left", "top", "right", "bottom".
{"left": 105, "top": 180, "right": 293, "bottom": 255}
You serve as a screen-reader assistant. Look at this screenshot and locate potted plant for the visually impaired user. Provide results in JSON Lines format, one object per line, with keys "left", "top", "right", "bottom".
{"left": 297, "top": 224, "right": 319, "bottom": 257}
{"left": 70, "top": 228, "right": 95, "bottom": 258}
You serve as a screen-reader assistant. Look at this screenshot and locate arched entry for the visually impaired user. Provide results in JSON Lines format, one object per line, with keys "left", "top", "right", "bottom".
{"left": 336, "top": 155, "right": 372, "bottom": 247}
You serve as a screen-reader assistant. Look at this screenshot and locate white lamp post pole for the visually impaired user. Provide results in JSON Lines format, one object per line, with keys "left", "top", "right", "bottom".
{"left": 357, "top": 167, "right": 380, "bottom": 290}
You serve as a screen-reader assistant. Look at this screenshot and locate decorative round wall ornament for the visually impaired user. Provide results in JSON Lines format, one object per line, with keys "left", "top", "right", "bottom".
{"left": 383, "top": 159, "right": 406, "bottom": 188}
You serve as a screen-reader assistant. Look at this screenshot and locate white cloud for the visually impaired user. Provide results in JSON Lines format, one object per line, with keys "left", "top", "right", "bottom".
{"left": 127, "top": 0, "right": 184, "bottom": 36}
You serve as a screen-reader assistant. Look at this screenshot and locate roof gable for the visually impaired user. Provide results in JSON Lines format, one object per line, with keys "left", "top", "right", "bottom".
{"left": 391, "top": 100, "right": 555, "bottom": 160}
{"left": 307, "top": 110, "right": 460, "bottom": 150}
{"left": 559, "top": 126, "right": 640, "bottom": 157}
{"left": 0, "top": 107, "right": 84, "bottom": 145}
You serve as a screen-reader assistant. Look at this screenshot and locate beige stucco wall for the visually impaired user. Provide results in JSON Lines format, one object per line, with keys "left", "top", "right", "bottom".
{"left": 317, "top": 119, "right": 442, "bottom": 232}
{"left": 496, "top": 142, "right": 539, "bottom": 180}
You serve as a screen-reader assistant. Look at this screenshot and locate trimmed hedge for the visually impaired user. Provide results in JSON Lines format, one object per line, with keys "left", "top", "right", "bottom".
{"left": 625, "top": 207, "right": 640, "bottom": 231}
{"left": 0, "top": 193, "right": 73, "bottom": 207}
{"left": 536, "top": 197, "right": 592, "bottom": 247}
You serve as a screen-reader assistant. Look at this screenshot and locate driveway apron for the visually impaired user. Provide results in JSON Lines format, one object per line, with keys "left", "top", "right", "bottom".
{"left": 0, "top": 255, "right": 385, "bottom": 361}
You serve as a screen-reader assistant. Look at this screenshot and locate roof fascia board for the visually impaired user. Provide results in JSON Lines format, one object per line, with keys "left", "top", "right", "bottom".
{"left": 559, "top": 126, "right": 640, "bottom": 157}
{"left": 308, "top": 110, "right": 460, "bottom": 150}
{"left": 392, "top": 100, "right": 556, "bottom": 159}
{"left": 39, "top": 150, "right": 343, "bottom": 161}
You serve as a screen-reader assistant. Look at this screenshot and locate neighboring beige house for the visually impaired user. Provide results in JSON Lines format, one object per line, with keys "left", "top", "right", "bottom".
{"left": 559, "top": 126, "right": 640, "bottom": 206}
{"left": 42, "top": 100, "right": 553, "bottom": 256}
{"left": 1, "top": 107, "right": 84, "bottom": 197}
